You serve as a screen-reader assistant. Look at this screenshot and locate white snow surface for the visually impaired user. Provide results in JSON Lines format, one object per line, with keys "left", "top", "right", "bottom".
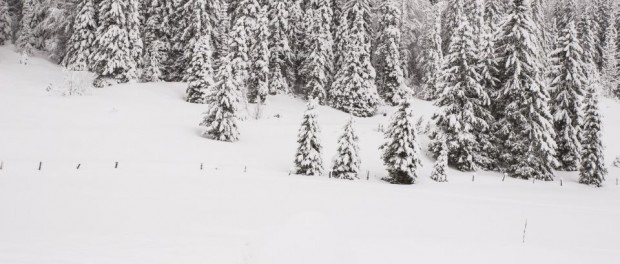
{"left": 1, "top": 45, "right": 620, "bottom": 263}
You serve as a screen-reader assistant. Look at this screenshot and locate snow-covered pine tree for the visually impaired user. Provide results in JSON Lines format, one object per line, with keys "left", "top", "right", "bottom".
{"left": 381, "top": 98, "right": 422, "bottom": 184}
{"left": 299, "top": 0, "right": 334, "bottom": 103}
{"left": 162, "top": 0, "right": 186, "bottom": 81}
{"left": 601, "top": 11, "right": 619, "bottom": 98}
{"left": 126, "top": 0, "right": 143, "bottom": 79}
{"left": 200, "top": 54, "right": 241, "bottom": 142}
{"left": 531, "top": 0, "right": 551, "bottom": 60}
{"left": 484, "top": 0, "right": 505, "bottom": 27}
{"left": 267, "top": 0, "right": 293, "bottom": 95}
{"left": 578, "top": 4, "right": 600, "bottom": 68}
{"left": 429, "top": 0, "right": 493, "bottom": 172}
{"left": 62, "top": 0, "right": 96, "bottom": 71}
{"left": 90, "top": 0, "right": 136, "bottom": 87}
{"left": 186, "top": 35, "right": 215, "bottom": 104}
{"left": 430, "top": 136, "right": 448, "bottom": 182}
{"left": 375, "top": 0, "right": 406, "bottom": 106}
{"left": 248, "top": 6, "right": 269, "bottom": 104}
{"left": 179, "top": 0, "right": 220, "bottom": 82}
{"left": 330, "top": 0, "right": 379, "bottom": 117}
{"left": 549, "top": 14, "right": 585, "bottom": 171}
{"left": 0, "top": 0, "right": 11, "bottom": 45}
{"left": 16, "top": 0, "right": 35, "bottom": 55}
{"left": 579, "top": 72, "right": 606, "bottom": 187}
{"left": 293, "top": 99, "right": 324, "bottom": 176}
{"left": 419, "top": 3, "right": 443, "bottom": 101}
{"left": 142, "top": 0, "right": 170, "bottom": 82}
{"left": 331, "top": 117, "right": 361, "bottom": 180}
{"left": 494, "top": 0, "right": 558, "bottom": 181}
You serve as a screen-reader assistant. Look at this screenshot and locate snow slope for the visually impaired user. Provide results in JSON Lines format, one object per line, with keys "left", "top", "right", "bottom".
{"left": 1, "top": 46, "right": 620, "bottom": 264}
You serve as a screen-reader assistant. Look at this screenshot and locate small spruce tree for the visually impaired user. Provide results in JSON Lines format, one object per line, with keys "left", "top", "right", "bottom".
{"left": 62, "top": 0, "right": 97, "bottom": 71}
{"left": 186, "top": 35, "right": 215, "bottom": 104}
{"left": 579, "top": 72, "right": 607, "bottom": 187}
{"left": 331, "top": 117, "right": 361, "bottom": 180}
{"left": 293, "top": 99, "right": 324, "bottom": 176}
{"left": 200, "top": 55, "right": 241, "bottom": 142}
{"left": 381, "top": 98, "right": 422, "bottom": 184}
{"left": 430, "top": 137, "right": 448, "bottom": 182}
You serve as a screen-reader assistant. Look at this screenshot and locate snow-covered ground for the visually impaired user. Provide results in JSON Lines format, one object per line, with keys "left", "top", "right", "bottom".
{"left": 1, "top": 46, "right": 620, "bottom": 264}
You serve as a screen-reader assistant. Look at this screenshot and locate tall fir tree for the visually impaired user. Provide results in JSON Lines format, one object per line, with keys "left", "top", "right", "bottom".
{"left": 299, "top": 0, "right": 334, "bottom": 103}
{"left": 430, "top": 0, "right": 493, "bottom": 171}
{"left": 200, "top": 54, "right": 241, "bottom": 142}
{"left": 293, "top": 99, "right": 324, "bottom": 176}
{"left": 594, "top": 0, "right": 613, "bottom": 70}
{"left": 579, "top": 71, "right": 606, "bottom": 187}
{"left": 330, "top": 0, "right": 379, "bottom": 117}
{"left": 267, "top": 0, "right": 293, "bottom": 95}
{"left": 419, "top": 3, "right": 443, "bottom": 101}
{"left": 248, "top": 6, "right": 270, "bottom": 104}
{"left": 91, "top": 0, "right": 137, "bottom": 86}
{"left": 288, "top": 0, "right": 304, "bottom": 93}
{"left": 381, "top": 98, "right": 422, "bottom": 184}
{"left": 375, "top": 0, "right": 406, "bottom": 106}
{"left": 126, "top": 0, "right": 143, "bottom": 78}
{"left": 142, "top": 0, "right": 170, "bottom": 82}
{"left": 331, "top": 117, "right": 361, "bottom": 180}
{"left": 601, "top": 10, "right": 619, "bottom": 98}
{"left": 186, "top": 35, "right": 215, "bottom": 104}
{"left": 163, "top": 0, "right": 186, "bottom": 81}
{"left": 228, "top": 0, "right": 261, "bottom": 100}
{"left": 578, "top": 4, "right": 600, "bottom": 68}
{"left": 494, "top": 0, "right": 558, "bottom": 181}
{"left": 62, "top": 0, "right": 96, "bottom": 71}
{"left": 179, "top": 0, "right": 220, "bottom": 81}
{"left": 0, "top": 0, "right": 11, "bottom": 45}
{"left": 16, "top": 0, "right": 35, "bottom": 55}
{"left": 549, "top": 17, "right": 585, "bottom": 171}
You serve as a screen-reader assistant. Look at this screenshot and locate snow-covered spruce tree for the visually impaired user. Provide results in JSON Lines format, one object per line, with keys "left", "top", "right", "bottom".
{"left": 494, "top": 0, "right": 558, "bottom": 181}
{"left": 419, "top": 3, "right": 443, "bottom": 101}
{"left": 162, "top": 0, "right": 186, "bottom": 81}
{"left": 90, "top": 0, "right": 136, "bottom": 87}
{"left": 430, "top": 137, "right": 448, "bottom": 182}
{"left": 331, "top": 117, "right": 361, "bottom": 180}
{"left": 142, "top": 0, "right": 170, "bottom": 82}
{"left": 200, "top": 55, "right": 241, "bottom": 142}
{"left": 0, "top": 0, "right": 11, "bottom": 45}
{"left": 330, "top": 0, "right": 379, "bottom": 117}
{"left": 549, "top": 19, "right": 585, "bottom": 172}
{"left": 531, "top": 0, "right": 551, "bottom": 60}
{"left": 179, "top": 0, "right": 220, "bottom": 82}
{"left": 267, "top": 0, "right": 293, "bottom": 95}
{"left": 601, "top": 11, "right": 619, "bottom": 98}
{"left": 579, "top": 72, "right": 606, "bottom": 187}
{"left": 578, "top": 4, "right": 600, "bottom": 67}
{"left": 293, "top": 99, "right": 324, "bottom": 176}
{"left": 16, "top": 0, "right": 35, "bottom": 55}
{"left": 248, "top": 6, "right": 269, "bottom": 104}
{"left": 126, "top": 0, "right": 143, "bottom": 78}
{"left": 186, "top": 35, "right": 215, "bottom": 104}
{"left": 62, "top": 0, "right": 97, "bottom": 71}
{"left": 375, "top": 0, "right": 406, "bottom": 106}
{"left": 381, "top": 98, "right": 422, "bottom": 185}
{"left": 299, "top": 0, "right": 334, "bottom": 103}
{"left": 429, "top": 0, "right": 493, "bottom": 172}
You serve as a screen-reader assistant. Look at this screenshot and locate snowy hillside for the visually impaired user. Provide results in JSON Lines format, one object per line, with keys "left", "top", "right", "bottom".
{"left": 1, "top": 46, "right": 620, "bottom": 264}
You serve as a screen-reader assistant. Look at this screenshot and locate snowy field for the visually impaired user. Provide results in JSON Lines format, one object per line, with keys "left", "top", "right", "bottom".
{"left": 1, "top": 46, "right": 620, "bottom": 263}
